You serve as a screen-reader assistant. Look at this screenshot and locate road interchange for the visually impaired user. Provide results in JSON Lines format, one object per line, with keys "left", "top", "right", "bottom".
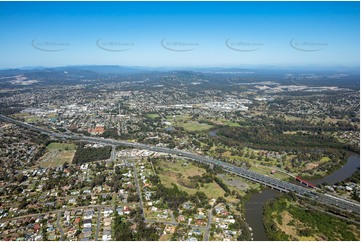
{"left": 0, "top": 114, "right": 359, "bottom": 215}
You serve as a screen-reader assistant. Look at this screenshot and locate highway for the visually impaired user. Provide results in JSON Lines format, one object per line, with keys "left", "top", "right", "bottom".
{"left": 0, "top": 114, "right": 359, "bottom": 214}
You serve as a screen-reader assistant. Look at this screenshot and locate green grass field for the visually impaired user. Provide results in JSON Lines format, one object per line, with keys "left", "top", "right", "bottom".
{"left": 46, "top": 142, "right": 76, "bottom": 151}
{"left": 146, "top": 113, "right": 160, "bottom": 119}
{"left": 11, "top": 112, "right": 44, "bottom": 123}
{"left": 47, "top": 113, "right": 57, "bottom": 118}
{"left": 166, "top": 115, "right": 192, "bottom": 122}
{"left": 12, "top": 113, "right": 42, "bottom": 122}
{"left": 249, "top": 166, "right": 291, "bottom": 181}
{"left": 38, "top": 142, "right": 76, "bottom": 168}
{"left": 157, "top": 159, "right": 225, "bottom": 198}
{"left": 165, "top": 115, "right": 214, "bottom": 132}
{"left": 177, "top": 121, "right": 213, "bottom": 132}
{"left": 25, "top": 116, "right": 43, "bottom": 123}
{"left": 319, "top": 157, "right": 330, "bottom": 162}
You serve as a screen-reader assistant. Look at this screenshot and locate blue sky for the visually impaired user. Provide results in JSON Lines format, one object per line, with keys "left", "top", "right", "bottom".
{"left": 0, "top": 1, "right": 359, "bottom": 68}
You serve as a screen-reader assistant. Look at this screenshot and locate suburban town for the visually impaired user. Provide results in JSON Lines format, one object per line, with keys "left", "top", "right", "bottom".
{"left": 0, "top": 131, "right": 253, "bottom": 241}
{"left": 0, "top": 66, "right": 360, "bottom": 241}
{"left": 1, "top": 1, "right": 360, "bottom": 241}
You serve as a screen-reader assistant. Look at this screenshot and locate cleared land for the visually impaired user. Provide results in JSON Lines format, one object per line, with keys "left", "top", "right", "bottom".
{"left": 274, "top": 210, "right": 317, "bottom": 241}
{"left": 165, "top": 115, "right": 243, "bottom": 131}
{"left": 249, "top": 165, "right": 291, "bottom": 181}
{"left": 38, "top": 142, "right": 76, "bottom": 168}
{"left": 304, "top": 157, "right": 330, "bottom": 170}
{"left": 166, "top": 115, "right": 213, "bottom": 132}
{"left": 146, "top": 113, "right": 160, "bottom": 119}
{"left": 11, "top": 112, "right": 43, "bottom": 123}
{"left": 178, "top": 121, "right": 213, "bottom": 132}
{"left": 157, "top": 159, "right": 225, "bottom": 199}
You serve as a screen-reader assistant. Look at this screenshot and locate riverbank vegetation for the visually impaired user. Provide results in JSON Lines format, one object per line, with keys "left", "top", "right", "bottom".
{"left": 215, "top": 115, "right": 358, "bottom": 152}
{"left": 263, "top": 194, "right": 360, "bottom": 241}
{"left": 201, "top": 140, "right": 349, "bottom": 181}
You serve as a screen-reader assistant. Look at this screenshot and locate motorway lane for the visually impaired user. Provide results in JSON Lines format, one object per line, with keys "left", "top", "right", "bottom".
{"left": 0, "top": 114, "right": 359, "bottom": 214}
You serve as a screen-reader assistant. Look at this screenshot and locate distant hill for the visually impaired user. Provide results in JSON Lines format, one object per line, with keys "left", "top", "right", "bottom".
{"left": 0, "top": 65, "right": 358, "bottom": 89}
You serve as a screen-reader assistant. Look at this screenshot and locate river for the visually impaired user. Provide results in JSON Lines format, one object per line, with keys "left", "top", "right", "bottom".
{"left": 244, "top": 189, "right": 279, "bottom": 241}
{"left": 312, "top": 154, "right": 360, "bottom": 185}
{"left": 244, "top": 154, "right": 360, "bottom": 241}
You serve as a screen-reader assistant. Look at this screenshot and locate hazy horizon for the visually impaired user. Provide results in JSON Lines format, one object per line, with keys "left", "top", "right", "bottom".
{"left": 1, "top": 64, "right": 360, "bottom": 72}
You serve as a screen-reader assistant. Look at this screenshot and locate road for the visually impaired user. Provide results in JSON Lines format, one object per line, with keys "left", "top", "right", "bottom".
{"left": 204, "top": 209, "right": 213, "bottom": 241}
{"left": 170, "top": 211, "right": 176, "bottom": 224}
{"left": 0, "top": 114, "right": 359, "bottom": 214}
{"left": 110, "top": 145, "right": 117, "bottom": 162}
{"left": 0, "top": 204, "right": 102, "bottom": 223}
{"left": 149, "top": 159, "right": 156, "bottom": 175}
{"left": 145, "top": 219, "right": 209, "bottom": 230}
{"left": 95, "top": 206, "right": 101, "bottom": 241}
{"left": 56, "top": 212, "right": 65, "bottom": 240}
{"left": 132, "top": 162, "right": 145, "bottom": 219}
{"left": 3, "top": 204, "right": 111, "bottom": 241}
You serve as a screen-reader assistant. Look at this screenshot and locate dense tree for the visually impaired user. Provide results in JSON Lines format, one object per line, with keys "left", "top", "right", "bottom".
{"left": 214, "top": 177, "right": 230, "bottom": 193}
{"left": 114, "top": 214, "right": 134, "bottom": 241}
{"left": 154, "top": 183, "right": 188, "bottom": 210}
{"left": 73, "top": 143, "right": 111, "bottom": 164}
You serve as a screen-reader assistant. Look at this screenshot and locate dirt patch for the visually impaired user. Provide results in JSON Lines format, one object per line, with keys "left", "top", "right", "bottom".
{"left": 274, "top": 211, "right": 298, "bottom": 239}
{"left": 163, "top": 171, "right": 179, "bottom": 178}
{"left": 275, "top": 211, "right": 317, "bottom": 241}
{"left": 222, "top": 151, "right": 232, "bottom": 157}
{"left": 159, "top": 234, "right": 172, "bottom": 241}
{"left": 177, "top": 177, "right": 198, "bottom": 189}
{"left": 305, "top": 162, "right": 319, "bottom": 170}
{"left": 160, "top": 170, "right": 198, "bottom": 188}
